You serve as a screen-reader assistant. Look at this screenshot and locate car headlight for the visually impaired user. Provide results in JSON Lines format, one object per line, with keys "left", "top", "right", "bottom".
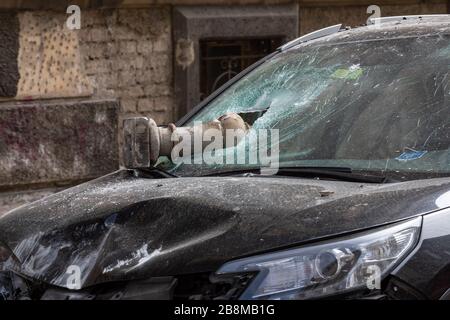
{"left": 215, "top": 217, "right": 421, "bottom": 300}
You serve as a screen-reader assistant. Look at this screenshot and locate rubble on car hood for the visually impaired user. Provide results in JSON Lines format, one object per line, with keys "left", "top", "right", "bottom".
{"left": 0, "top": 169, "right": 450, "bottom": 289}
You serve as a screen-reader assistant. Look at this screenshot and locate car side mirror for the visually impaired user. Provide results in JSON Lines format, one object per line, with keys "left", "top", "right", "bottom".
{"left": 123, "top": 117, "right": 152, "bottom": 168}
{"left": 123, "top": 117, "right": 174, "bottom": 168}
{"left": 122, "top": 113, "right": 250, "bottom": 169}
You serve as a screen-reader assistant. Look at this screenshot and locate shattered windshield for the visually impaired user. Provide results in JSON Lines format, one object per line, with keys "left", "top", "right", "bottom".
{"left": 167, "top": 34, "right": 450, "bottom": 178}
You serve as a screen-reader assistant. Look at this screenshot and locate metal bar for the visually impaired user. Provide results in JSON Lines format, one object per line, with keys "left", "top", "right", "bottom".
{"left": 368, "top": 14, "right": 450, "bottom": 25}
{"left": 279, "top": 24, "right": 342, "bottom": 51}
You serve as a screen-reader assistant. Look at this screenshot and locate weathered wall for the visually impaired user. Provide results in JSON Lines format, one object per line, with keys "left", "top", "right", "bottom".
{"left": 17, "top": 12, "right": 93, "bottom": 100}
{"left": 0, "top": 99, "right": 119, "bottom": 189}
{"left": 0, "top": 12, "right": 20, "bottom": 97}
{"left": 8, "top": 8, "right": 174, "bottom": 124}
{"left": 79, "top": 8, "right": 174, "bottom": 124}
{"left": 0, "top": 0, "right": 446, "bottom": 9}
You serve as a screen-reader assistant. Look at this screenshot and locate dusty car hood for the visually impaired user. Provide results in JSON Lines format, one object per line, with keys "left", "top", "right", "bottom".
{"left": 1, "top": 169, "right": 450, "bottom": 289}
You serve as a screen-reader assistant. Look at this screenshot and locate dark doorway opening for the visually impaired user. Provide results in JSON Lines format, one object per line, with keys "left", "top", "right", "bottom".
{"left": 199, "top": 38, "right": 283, "bottom": 101}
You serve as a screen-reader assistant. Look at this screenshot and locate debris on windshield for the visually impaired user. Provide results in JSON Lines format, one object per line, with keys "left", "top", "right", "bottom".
{"left": 395, "top": 149, "right": 428, "bottom": 162}
{"left": 319, "top": 189, "right": 335, "bottom": 197}
{"left": 331, "top": 64, "right": 364, "bottom": 80}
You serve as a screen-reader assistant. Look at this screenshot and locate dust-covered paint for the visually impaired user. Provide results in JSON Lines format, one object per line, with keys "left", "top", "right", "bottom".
{"left": 1, "top": 168, "right": 450, "bottom": 290}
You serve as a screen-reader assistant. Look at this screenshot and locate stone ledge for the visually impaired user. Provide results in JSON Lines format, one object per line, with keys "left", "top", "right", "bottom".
{"left": 0, "top": 99, "right": 119, "bottom": 189}
{"left": 0, "top": 0, "right": 442, "bottom": 10}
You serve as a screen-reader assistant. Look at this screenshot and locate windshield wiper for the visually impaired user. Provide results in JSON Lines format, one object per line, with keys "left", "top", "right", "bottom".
{"left": 275, "top": 167, "right": 390, "bottom": 183}
{"left": 136, "top": 167, "right": 179, "bottom": 178}
{"left": 203, "top": 166, "right": 391, "bottom": 183}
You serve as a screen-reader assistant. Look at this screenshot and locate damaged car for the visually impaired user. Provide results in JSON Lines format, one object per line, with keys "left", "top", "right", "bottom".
{"left": 2, "top": 15, "right": 450, "bottom": 300}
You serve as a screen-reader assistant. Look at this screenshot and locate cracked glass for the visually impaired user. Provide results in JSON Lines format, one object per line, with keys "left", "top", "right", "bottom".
{"left": 173, "top": 34, "right": 450, "bottom": 178}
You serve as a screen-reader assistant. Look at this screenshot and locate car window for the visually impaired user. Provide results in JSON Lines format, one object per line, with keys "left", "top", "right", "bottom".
{"left": 168, "top": 34, "right": 450, "bottom": 178}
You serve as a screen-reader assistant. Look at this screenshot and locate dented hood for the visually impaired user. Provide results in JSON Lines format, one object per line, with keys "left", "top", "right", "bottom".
{"left": 1, "top": 169, "right": 450, "bottom": 289}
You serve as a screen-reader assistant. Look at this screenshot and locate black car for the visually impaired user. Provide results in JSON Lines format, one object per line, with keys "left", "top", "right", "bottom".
{"left": 2, "top": 15, "right": 450, "bottom": 300}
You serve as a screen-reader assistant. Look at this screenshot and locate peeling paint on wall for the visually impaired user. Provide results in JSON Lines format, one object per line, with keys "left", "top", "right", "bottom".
{"left": 16, "top": 12, "right": 93, "bottom": 100}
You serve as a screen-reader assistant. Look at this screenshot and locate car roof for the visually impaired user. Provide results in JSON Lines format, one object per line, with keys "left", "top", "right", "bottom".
{"left": 284, "top": 15, "right": 450, "bottom": 51}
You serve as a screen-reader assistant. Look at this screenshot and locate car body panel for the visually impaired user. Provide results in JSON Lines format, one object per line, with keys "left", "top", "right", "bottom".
{"left": 392, "top": 208, "right": 450, "bottom": 299}
{"left": 1, "top": 169, "right": 450, "bottom": 289}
